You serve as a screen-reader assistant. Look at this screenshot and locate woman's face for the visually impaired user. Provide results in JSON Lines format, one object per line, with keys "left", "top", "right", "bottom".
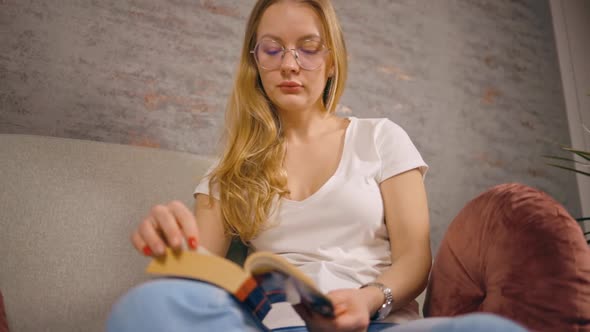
{"left": 255, "top": 1, "right": 332, "bottom": 115}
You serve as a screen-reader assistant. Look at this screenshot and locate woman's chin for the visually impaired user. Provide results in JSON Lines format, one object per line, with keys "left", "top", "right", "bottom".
{"left": 271, "top": 95, "right": 317, "bottom": 113}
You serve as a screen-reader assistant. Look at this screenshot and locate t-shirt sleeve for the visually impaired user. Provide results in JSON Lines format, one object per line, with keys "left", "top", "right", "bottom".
{"left": 193, "top": 160, "right": 220, "bottom": 200}
{"left": 375, "top": 119, "right": 428, "bottom": 183}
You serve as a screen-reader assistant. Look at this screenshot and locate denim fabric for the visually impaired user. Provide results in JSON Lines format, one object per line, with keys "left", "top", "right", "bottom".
{"left": 107, "top": 279, "right": 528, "bottom": 332}
{"left": 107, "top": 279, "right": 267, "bottom": 332}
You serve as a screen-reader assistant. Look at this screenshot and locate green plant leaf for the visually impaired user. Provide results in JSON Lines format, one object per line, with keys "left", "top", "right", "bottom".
{"left": 578, "top": 217, "right": 590, "bottom": 222}
{"left": 543, "top": 155, "right": 590, "bottom": 165}
{"left": 562, "top": 147, "right": 590, "bottom": 161}
{"left": 547, "top": 163, "right": 590, "bottom": 177}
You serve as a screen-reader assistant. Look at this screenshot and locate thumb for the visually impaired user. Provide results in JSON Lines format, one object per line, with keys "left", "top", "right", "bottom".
{"left": 326, "top": 290, "right": 349, "bottom": 315}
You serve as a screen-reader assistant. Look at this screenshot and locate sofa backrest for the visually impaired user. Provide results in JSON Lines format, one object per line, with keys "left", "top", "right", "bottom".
{"left": 0, "top": 134, "right": 214, "bottom": 332}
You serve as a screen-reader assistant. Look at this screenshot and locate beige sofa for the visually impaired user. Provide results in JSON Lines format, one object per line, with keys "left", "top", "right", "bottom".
{"left": 0, "top": 134, "right": 220, "bottom": 331}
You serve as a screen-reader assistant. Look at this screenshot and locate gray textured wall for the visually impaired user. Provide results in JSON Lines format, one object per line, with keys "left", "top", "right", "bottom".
{"left": 0, "top": 0, "right": 580, "bottom": 251}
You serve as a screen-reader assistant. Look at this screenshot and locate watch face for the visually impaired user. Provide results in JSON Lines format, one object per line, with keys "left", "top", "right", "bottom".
{"left": 378, "top": 303, "right": 393, "bottom": 319}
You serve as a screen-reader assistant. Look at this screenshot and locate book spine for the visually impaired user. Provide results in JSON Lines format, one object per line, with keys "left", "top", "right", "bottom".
{"left": 236, "top": 277, "right": 272, "bottom": 322}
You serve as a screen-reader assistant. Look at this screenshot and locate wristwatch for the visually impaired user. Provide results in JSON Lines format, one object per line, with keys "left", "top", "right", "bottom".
{"left": 360, "top": 282, "right": 394, "bottom": 320}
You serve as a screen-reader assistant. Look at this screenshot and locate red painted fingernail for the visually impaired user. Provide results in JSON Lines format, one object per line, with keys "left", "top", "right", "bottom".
{"left": 142, "top": 245, "right": 153, "bottom": 256}
{"left": 188, "top": 236, "right": 198, "bottom": 250}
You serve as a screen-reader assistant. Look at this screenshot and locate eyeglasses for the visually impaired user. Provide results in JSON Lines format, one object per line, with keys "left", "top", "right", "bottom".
{"left": 250, "top": 39, "right": 330, "bottom": 71}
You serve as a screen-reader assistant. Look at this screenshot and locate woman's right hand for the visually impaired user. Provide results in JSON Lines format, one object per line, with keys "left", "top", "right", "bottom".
{"left": 131, "top": 200, "right": 200, "bottom": 257}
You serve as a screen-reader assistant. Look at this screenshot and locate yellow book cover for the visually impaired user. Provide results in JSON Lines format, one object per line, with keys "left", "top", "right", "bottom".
{"left": 146, "top": 247, "right": 334, "bottom": 321}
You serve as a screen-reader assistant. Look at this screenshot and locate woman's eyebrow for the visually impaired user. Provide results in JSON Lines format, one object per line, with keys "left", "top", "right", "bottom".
{"left": 258, "top": 33, "right": 322, "bottom": 42}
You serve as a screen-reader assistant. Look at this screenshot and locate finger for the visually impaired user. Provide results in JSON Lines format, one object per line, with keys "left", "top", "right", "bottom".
{"left": 293, "top": 304, "right": 334, "bottom": 331}
{"left": 331, "top": 301, "right": 370, "bottom": 331}
{"left": 131, "top": 231, "right": 152, "bottom": 256}
{"left": 167, "top": 200, "right": 200, "bottom": 250}
{"left": 333, "top": 302, "right": 348, "bottom": 316}
{"left": 138, "top": 215, "right": 166, "bottom": 256}
{"left": 300, "top": 305, "right": 335, "bottom": 324}
{"left": 151, "top": 204, "right": 184, "bottom": 250}
{"left": 326, "top": 290, "right": 351, "bottom": 317}
{"left": 334, "top": 313, "right": 367, "bottom": 332}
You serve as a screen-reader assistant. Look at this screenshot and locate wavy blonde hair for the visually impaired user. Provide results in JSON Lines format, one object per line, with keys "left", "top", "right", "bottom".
{"left": 208, "top": 0, "right": 348, "bottom": 242}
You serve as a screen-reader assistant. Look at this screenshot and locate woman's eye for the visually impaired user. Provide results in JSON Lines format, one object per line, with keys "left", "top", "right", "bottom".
{"left": 263, "top": 48, "right": 282, "bottom": 56}
{"left": 298, "top": 41, "right": 322, "bottom": 55}
{"left": 299, "top": 48, "right": 319, "bottom": 55}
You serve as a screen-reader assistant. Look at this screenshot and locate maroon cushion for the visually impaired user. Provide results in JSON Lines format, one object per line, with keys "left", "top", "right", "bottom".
{"left": 424, "top": 183, "right": 590, "bottom": 332}
{"left": 0, "top": 290, "right": 8, "bottom": 332}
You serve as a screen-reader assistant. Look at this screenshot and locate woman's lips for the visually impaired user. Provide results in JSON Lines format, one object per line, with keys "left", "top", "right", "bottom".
{"left": 278, "top": 81, "right": 303, "bottom": 93}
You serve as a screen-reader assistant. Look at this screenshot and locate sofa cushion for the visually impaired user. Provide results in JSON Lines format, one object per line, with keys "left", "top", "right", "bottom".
{"left": 424, "top": 183, "right": 590, "bottom": 332}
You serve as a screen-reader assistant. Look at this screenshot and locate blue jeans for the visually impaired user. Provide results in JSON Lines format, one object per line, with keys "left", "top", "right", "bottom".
{"left": 107, "top": 279, "right": 528, "bottom": 332}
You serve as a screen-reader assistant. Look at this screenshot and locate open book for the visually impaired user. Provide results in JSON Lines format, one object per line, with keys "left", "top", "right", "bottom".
{"left": 146, "top": 247, "right": 334, "bottom": 321}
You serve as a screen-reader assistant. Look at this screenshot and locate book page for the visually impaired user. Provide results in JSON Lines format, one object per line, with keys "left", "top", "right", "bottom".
{"left": 145, "top": 248, "right": 251, "bottom": 297}
{"left": 245, "top": 252, "right": 334, "bottom": 317}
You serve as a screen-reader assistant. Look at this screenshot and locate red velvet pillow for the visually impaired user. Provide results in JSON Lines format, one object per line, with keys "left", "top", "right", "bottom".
{"left": 424, "top": 183, "right": 590, "bottom": 332}
{"left": 0, "top": 290, "right": 8, "bottom": 332}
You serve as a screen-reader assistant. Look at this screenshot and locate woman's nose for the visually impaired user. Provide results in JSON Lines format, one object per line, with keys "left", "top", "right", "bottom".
{"left": 280, "top": 49, "right": 300, "bottom": 73}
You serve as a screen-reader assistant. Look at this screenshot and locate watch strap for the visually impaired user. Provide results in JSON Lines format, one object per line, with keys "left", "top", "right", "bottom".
{"left": 360, "top": 282, "right": 394, "bottom": 320}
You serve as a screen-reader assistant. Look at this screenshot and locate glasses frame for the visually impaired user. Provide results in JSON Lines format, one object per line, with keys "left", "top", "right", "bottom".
{"left": 250, "top": 39, "right": 331, "bottom": 71}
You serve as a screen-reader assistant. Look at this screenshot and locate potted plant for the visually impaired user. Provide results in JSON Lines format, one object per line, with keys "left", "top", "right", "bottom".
{"left": 545, "top": 125, "right": 590, "bottom": 243}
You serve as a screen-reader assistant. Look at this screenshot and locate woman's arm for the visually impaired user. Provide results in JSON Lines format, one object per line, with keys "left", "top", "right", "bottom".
{"left": 194, "top": 194, "right": 232, "bottom": 257}
{"left": 294, "top": 169, "right": 430, "bottom": 331}
{"left": 360, "top": 168, "right": 432, "bottom": 314}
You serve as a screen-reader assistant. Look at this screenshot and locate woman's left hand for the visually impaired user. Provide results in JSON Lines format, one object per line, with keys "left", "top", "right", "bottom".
{"left": 293, "top": 288, "right": 373, "bottom": 332}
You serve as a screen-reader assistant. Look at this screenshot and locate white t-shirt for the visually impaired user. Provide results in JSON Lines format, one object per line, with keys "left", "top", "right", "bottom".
{"left": 194, "top": 116, "right": 428, "bottom": 329}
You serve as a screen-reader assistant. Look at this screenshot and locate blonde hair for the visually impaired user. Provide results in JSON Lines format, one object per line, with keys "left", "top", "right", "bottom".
{"left": 208, "top": 0, "right": 348, "bottom": 242}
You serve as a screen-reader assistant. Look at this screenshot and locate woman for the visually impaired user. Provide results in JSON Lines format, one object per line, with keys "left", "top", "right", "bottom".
{"left": 108, "top": 1, "right": 527, "bottom": 331}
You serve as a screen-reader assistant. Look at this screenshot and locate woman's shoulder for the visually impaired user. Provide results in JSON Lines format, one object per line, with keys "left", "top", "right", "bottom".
{"left": 347, "top": 116, "right": 409, "bottom": 139}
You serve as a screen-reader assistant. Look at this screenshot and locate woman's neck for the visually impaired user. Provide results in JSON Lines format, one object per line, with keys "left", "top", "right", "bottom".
{"left": 279, "top": 109, "right": 338, "bottom": 143}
